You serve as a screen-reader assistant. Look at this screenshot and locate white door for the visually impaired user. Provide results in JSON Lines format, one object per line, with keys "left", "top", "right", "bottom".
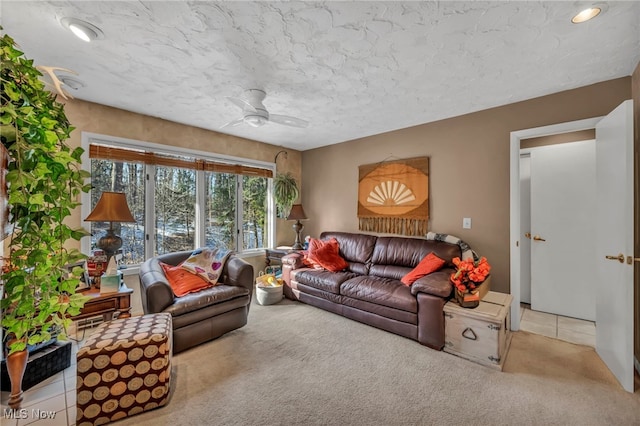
{"left": 595, "top": 100, "right": 634, "bottom": 393}
{"left": 529, "top": 141, "right": 597, "bottom": 320}
{"left": 519, "top": 154, "right": 532, "bottom": 304}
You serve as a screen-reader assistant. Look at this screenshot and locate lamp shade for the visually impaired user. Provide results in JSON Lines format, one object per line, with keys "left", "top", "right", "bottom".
{"left": 85, "top": 192, "right": 135, "bottom": 223}
{"left": 287, "top": 204, "right": 307, "bottom": 221}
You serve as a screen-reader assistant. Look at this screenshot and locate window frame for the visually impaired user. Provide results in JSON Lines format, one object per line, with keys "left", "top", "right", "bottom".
{"left": 80, "top": 132, "right": 275, "bottom": 263}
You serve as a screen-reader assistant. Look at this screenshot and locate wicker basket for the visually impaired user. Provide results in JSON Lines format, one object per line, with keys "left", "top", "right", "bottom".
{"left": 256, "top": 284, "right": 284, "bottom": 305}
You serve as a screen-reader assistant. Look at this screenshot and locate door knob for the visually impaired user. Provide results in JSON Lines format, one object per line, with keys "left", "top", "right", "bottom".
{"left": 605, "top": 254, "right": 625, "bottom": 263}
{"left": 533, "top": 235, "right": 545, "bottom": 241}
{"left": 524, "top": 232, "right": 531, "bottom": 239}
{"left": 626, "top": 256, "right": 640, "bottom": 264}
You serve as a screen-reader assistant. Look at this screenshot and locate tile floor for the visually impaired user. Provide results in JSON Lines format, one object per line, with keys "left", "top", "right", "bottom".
{"left": 1, "top": 304, "right": 598, "bottom": 426}
{"left": 1, "top": 324, "right": 87, "bottom": 426}
{"left": 519, "top": 303, "right": 596, "bottom": 347}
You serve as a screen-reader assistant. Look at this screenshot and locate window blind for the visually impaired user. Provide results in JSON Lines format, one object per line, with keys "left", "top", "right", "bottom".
{"left": 89, "top": 144, "right": 273, "bottom": 178}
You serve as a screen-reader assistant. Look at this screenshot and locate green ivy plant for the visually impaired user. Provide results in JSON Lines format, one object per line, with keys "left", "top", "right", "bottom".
{"left": 273, "top": 172, "right": 299, "bottom": 219}
{"left": 1, "top": 31, "right": 91, "bottom": 355}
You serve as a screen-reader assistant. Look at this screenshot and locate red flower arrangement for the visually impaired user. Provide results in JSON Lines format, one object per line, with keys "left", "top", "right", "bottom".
{"left": 450, "top": 256, "right": 491, "bottom": 294}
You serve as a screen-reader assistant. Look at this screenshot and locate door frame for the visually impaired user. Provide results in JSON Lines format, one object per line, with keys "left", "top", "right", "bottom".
{"left": 509, "top": 116, "right": 602, "bottom": 330}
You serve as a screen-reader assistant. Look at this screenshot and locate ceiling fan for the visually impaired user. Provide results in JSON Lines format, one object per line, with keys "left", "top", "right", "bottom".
{"left": 221, "top": 89, "right": 309, "bottom": 129}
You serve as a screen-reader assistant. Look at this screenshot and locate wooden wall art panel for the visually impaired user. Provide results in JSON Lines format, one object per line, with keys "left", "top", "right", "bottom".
{"left": 357, "top": 156, "right": 429, "bottom": 236}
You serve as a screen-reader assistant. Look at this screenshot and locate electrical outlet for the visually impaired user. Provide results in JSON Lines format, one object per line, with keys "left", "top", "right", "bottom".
{"left": 463, "top": 217, "right": 472, "bottom": 229}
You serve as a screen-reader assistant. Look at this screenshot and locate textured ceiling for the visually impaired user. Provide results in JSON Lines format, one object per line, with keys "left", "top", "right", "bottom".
{"left": 2, "top": 1, "right": 639, "bottom": 151}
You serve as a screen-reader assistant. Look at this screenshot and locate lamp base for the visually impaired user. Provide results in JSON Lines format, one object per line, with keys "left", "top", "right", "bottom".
{"left": 97, "top": 229, "right": 122, "bottom": 265}
{"left": 292, "top": 220, "right": 304, "bottom": 250}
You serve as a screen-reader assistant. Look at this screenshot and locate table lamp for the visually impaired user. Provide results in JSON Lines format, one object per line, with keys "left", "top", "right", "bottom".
{"left": 85, "top": 192, "right": 135, "bottom": 264}
{"left": 287, "top": 204, "right": 307, "bottom": 250}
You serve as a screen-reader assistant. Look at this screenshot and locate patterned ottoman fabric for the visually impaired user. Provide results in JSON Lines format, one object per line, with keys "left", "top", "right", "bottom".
{"left": 76, "top": 313, "right": 172, "bottom": 426}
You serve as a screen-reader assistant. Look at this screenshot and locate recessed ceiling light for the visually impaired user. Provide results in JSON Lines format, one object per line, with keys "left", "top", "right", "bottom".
{"left": 61, "top": 17, "right": 104, "bottom": 42}
{"left": 571, "top": 4, "right": 607, "bottom": 24}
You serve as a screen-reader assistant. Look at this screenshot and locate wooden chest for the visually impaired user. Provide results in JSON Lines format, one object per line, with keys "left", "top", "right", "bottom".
{"left": 443, "top": 291, "right": 513, "bottom": 370}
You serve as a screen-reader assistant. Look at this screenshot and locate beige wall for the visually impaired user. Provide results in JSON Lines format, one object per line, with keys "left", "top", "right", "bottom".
{"left": 302, "top": 77, "right": 632, "bottom": 294}
{"left": 60, "top": 99, "right": 302, "bottom": 251}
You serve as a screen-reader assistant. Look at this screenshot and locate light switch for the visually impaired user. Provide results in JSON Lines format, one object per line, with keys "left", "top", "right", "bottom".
{"left": 463, "top": 217, "right": 472, "bottom": 229}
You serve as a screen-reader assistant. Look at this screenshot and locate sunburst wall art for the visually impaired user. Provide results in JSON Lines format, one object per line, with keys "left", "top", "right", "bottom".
{"left": 357, "top": 156, "right": 429, "bottom": 236}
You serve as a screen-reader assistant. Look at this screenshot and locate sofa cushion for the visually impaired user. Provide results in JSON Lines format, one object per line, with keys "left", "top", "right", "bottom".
{"left": 372, "top": 237, "right": 461, "bottom": 269}
{"left": 320, "top": 232, "right": 377, "bottom": 265}
{"left": 401, "top": 252, "right": 446, "bottom": 286}
{"left": 294, "top": 269, "right": 358, "bottom": 294}
{"left": 164, "top": 284, "right": 250, "bottom": 317}
{"left": 369, "top": 264, "right": 412, "bottom": 281}
{"left": 340, "top": 275, "right": 418, "bottom": 313}
{"left": 341, "top": 296, "right": 418, "bottom": 324}
{"left": 295, "top": 283, "right": 343, "bottom": 305}
{"left": 169, "top": 291, "right": 250, "bottom": 330}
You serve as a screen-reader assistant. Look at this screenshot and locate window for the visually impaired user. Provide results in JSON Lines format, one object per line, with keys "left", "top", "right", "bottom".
{"left": 154, "top": 166, "right": 196, "bottom": 255}
{"left": 84, "top": 136, "right": 274, "bottom": 265}
{"left": 242, "top": 175, "right": 268, "bottom": 250}
{"left": 90, "top": 159, "right": 145, "bottom": 264}
{"left": 205, "top": 172, "right": 237, "bottom": 250}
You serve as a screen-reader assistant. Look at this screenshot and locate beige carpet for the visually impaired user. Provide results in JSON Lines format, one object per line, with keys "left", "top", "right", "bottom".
{"left": 119, "top": 297, "right": 640, "bottom": 426}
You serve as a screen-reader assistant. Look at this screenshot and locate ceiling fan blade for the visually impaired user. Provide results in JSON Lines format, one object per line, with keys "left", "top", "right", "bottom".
{"left": 269, "top": 114, "right": 309, "bottom": 128}
{"left": 220, "top": 117, "right": 245, "bottom": 129}
{"left": 226, "top": 96, "right": 257, "bottom": 112}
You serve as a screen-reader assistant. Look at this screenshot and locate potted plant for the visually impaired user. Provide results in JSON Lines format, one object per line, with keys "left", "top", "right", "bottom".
{"left": 273, "top": 172, "right": 299, "bottom": 218}
{"left": 1, "top": 31, "right": 90, "bottom": 408}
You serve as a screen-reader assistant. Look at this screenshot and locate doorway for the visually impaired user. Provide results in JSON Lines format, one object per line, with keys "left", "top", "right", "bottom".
{"left": 509, "top": 101, "right": 636, "bottom": 393}
{"left": 509, "top": 117, "right": 601, "bottom": 332}
{"left": 518, "top": 137, "right": 598, "bottom": 347}
{"left": 520, "top": 140, "right": 597, "bottom": 321}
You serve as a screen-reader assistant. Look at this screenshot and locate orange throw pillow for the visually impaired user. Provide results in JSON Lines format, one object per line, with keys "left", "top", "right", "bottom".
{"left": 307, "top": 237, "right": 349, "bottom": 272}
{"left": 302, "top": 238, "right": 329, "bottom": 269}
{"left": 302, "top": 238, "right": 324, "bottom": 269}
{"left": 160, "top": 261, "right": 212, "bottom": 297}
{"left": 401, "top": 253, "right": 446, "bottom": 286}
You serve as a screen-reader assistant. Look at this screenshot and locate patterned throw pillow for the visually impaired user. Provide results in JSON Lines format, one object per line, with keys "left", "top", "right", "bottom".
{"left": 180, "top": 247, "right": 232, "bottom": 284}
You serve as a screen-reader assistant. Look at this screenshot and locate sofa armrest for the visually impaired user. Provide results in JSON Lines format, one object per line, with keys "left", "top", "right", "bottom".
{"left": 410, "top": 269, "right": 454, "bottom": 298}
{"left": 222, "top": 256, "right": 254, "bottom": 297}
{"left": 282, "top": 252, "right": 305, "bottom": 288}
{"left": 139, "top": 257, "right": 177, "bottom": 314}
{"left": 282, "top": 252, "right": 305, "bottom": 269}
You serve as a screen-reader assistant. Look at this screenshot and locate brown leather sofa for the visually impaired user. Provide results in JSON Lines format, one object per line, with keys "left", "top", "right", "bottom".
{"left": 282, "top": 231, "right": 460, "bottom": 350}
{"left": 139, "top": 251, "right": 253, "bottom": 353}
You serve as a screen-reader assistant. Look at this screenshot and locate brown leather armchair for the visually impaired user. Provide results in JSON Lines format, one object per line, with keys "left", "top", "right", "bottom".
{"left": 139, "top": 251, "right": 253, "bottom": 353}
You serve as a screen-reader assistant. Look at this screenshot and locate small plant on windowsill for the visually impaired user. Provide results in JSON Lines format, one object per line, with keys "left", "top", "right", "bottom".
{"left": 1, "top": 30, "right": 91, "bottom": 408}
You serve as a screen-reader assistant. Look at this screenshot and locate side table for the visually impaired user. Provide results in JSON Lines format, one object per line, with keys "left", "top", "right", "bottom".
{"left": 75, "top": 284, "right": 133, "bottom": 322}
{"left": 265, "top": 246, "right": 295, "bottom": 267}
{"left": 443, "top": 291, "right": 512, "bottom": 371}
